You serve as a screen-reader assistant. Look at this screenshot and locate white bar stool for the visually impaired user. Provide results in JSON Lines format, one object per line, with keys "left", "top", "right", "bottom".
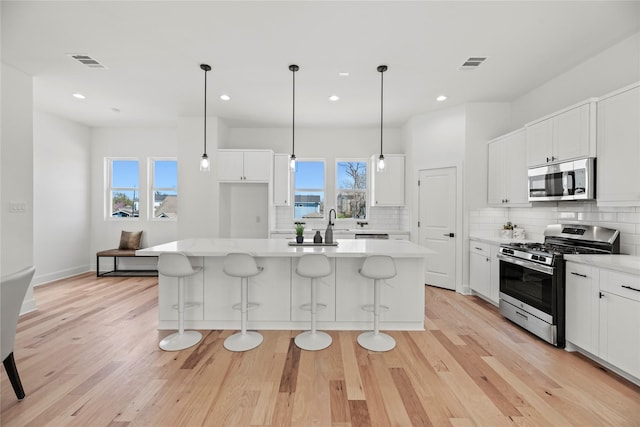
{"left": 223, "top": 253, "right": 264, "bottom": 352}
{"left": 357, "top": 255, "right": 397, "bottom": 352}
{"left": 294, "top": 254, "right": 333, "bottom": 351}
{"left": 157, "top": 253, "right": 203, "bottom": 351}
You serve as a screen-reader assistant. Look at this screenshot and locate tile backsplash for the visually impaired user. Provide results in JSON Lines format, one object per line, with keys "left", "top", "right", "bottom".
{"left": 274, "top": 206, "right": 409, "bottom": 232}
{"left": 470, "top": 202, "right": 640, "bottom": 255}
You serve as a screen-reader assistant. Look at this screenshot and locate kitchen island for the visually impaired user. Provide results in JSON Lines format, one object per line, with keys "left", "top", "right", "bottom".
{"left": 137, "top": 238, "right": 432, "bottom": 331}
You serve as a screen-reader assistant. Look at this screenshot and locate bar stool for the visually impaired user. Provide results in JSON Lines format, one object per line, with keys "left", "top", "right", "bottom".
{"left": 357, "top": 255, "right": 397, "bottom": 352}
{"left": 157, "top": 253, "right": 203, "bottom": 351}
{"left": 223, "top": 253, "right": 264, "bottom": 352}
{"left": 294, "top": 254, "right": 332, "bottom": 351}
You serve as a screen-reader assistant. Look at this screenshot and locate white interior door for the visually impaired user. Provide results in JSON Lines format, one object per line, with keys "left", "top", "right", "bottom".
{"left": 418, "top": 167, "right": 456, "bottom": 290}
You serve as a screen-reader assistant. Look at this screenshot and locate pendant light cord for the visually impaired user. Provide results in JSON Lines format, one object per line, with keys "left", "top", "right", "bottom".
{"left": 380, "top": 68, "right": 384, "bottom": 156}
{"left": 289, "top": 65, "right": 299, "bottom": 160}
{"left": 203, "top": 66, "right": 208, "bottom": 155}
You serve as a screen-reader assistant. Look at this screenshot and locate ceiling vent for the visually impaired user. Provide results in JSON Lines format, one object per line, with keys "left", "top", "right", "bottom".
{"left": 458, "top": 57, "right": 487, "bottom": 71}
{"left": 67, "top": 53, "right": 107, "bottom": 69}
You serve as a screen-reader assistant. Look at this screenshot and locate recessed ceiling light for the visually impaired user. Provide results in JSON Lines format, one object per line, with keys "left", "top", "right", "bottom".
{"left": 338, "top": 72, "right": 349, "bottom": 77}
{"left": 329, "top": 95, "right": 340, "bottom": 102}
{"left": 220, "top": 94, "right": 231, "bottom": 101}
{"left": 72, "top": 93, "right": 85, "bottom": 99}
{"left": 436, "top": 95, "right": 447, "bottom": 102}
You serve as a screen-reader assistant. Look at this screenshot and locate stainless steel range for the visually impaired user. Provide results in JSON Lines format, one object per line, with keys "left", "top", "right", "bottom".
{"left": 497, "top": 224, "right": 620, "bottom": 347}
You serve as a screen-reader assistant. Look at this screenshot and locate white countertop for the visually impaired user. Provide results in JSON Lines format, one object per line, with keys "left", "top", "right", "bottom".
{"left": 137, "top": 238, "right": 433, "bottom": 258}
{"left": 564, "top": 254, "right": 640, "bottom": 276}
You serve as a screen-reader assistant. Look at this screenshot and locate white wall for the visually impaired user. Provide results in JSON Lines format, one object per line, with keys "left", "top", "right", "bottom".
{"left": 90, "top": 127, "right": 179, "bottom": 270}
{"left": 177, "top": 116, "right": 220, "bottom": 239}
{"left": 1, "top": 63, "right": 35, "bottom": 313}
{"left": 33, "top": 110, "right": 91, "bottom": 285}
{"left": 511, "top": 32, "right": 640, "bottom": 128}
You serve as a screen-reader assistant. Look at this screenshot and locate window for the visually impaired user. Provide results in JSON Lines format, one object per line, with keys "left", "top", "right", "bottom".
{"left": 294, "top": 160, "right": 325, "bottom": 219}
{"left": 151, "top": 159, "right": 178, "bottom": 219}
{"left": 336, "top": 160, "right": 367, "bottom": 219}
{"left": 109, "top": 159, "right": 139, "bottom": 218}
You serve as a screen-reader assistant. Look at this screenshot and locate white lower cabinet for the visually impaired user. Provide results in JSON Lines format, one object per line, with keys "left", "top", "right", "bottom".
{"left": 565, "top": 262, "right": 599, "bottom": 355}
{"left": 565, "top": 262, "right": 640, "bottom": 382}
{"left": 598, "top": 269, "right": 640, "bottom": 379}
{"left": 469, "top": 240, "right": 499, "bottom": 304}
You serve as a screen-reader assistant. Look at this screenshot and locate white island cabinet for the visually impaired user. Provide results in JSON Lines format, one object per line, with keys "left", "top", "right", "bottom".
{"left": 137, "top": 238, "right": 432, "bottom": 331}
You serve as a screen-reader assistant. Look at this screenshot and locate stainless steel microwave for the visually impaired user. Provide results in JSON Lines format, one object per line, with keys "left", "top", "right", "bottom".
{"left": 528, "top": 158, "right": 595, "bottom": 201}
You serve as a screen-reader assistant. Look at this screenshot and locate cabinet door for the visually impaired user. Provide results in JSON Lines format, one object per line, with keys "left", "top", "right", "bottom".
{"left": 371, "top": 155, "right": 405, "bottom": 206}
{"left": 597, "top": 85, "right": 640, "bottom": 205}
{"left": 243, "top": 151, "right": 271, "bottom": 181}
{"left": 526, "top": 119, "right": 554, "bottom": 167}
{"left": 487, "top": 139, "right": 506, "bottom": 205}
{"left": 554, "top": 103, "right": 591, "bottom": 162}
{"left": 273, "top": 154, "right": 291, "bottom": 206}
{"left": 470, "top": 252, "right": 491, "bottom": 298}
{"left": 505, "top": 129, "right": 530, "bottom": 206}
{"left": 217, "top": 150, "right": 245, "bottom": 181}
{"left": 600, "top": 291, "right": 640, "bottom": 378}
{"left": 565, "top": 262, "right": 599, "bottom": 354}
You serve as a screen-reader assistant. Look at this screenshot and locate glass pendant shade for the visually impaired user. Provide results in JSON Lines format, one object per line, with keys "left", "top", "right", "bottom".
{"left": 200, "top": 153, "right": 210, "bottom": 171}
{"left": 289, "top": 153, "right": 296, "bottom": 171}
{"left": 377, "top": 154, "right": 386, "bottom": 172}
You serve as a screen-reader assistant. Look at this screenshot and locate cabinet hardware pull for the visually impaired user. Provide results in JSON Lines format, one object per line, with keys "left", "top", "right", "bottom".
{"left": 474, "top": 247, "right": 483, "bottom": 251}
{"left": 621, "top": 285, "right": 640, "bottom": 293}
{"left": 599, "top": 292, "right": 604, "bottom": 298}
{"left": 570, "top": 272, "right": 588, "bottom": 278}
{"left": 486, "top": 257, "right": 490, "bottom": 262}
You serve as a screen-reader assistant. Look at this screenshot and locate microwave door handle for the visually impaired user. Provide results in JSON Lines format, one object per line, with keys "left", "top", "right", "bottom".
{"left": 567, "top": 171, "right": 575, "bottom": 195}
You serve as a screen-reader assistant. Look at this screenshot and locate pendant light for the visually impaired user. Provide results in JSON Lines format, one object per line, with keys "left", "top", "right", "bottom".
{"left": 377, "top": 65, "right": 388, "bottom": 172}
{"left": 289, "top": 64, "right": 299, "bottom": 171}
{"left": 199, "top": 63, "right": 212, "bottom": 172}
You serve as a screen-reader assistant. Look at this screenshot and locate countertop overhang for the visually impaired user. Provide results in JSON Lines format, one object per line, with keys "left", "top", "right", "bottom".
{"left": 137, "top": 238, "right": 433, "bottom": 258}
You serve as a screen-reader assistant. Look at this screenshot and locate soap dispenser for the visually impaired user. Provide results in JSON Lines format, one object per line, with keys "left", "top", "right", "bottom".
{"left": 325, "top": 208, "right": 336, "bottom": 244}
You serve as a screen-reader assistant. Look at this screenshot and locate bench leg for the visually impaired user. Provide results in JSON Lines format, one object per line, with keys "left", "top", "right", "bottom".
{"left": 96, "top": 255, "right": 100, "bottom": 277}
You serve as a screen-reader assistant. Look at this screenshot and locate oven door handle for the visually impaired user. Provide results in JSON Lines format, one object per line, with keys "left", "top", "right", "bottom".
{"left": 497, "top": 253, "right": 555, "bottom": 275}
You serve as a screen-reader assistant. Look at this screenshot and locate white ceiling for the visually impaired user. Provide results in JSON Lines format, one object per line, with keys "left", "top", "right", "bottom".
{"left": 3, "top": 1, "right": 640, "bottom": 128}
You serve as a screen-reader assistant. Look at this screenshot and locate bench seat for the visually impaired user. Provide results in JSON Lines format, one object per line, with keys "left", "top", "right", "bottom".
{"left": 96, "top": 249, "right": 158, "bottom": 277}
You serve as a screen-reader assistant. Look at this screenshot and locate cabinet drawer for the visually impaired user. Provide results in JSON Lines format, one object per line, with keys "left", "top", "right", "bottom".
{"left": 470, "top": 241, "right": 491, "bottom": 256}
{"left": 600, "top": 269, "right": 640, "bottom": 301}
{"left": 566, "top": 262, "right": 597, "bottom": 284}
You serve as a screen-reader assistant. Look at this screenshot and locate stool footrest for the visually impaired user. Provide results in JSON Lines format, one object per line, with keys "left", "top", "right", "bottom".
{"left": 361, "top": 304, "right": 390, "bottom": 313}
{"left": 232, "top": 302, "right": 260, "bottom": 311}
{"left": 171, "top": 302, "right": 202, "bottom": 311}
{"left": 300, "top": 302, "right": 327, "bottom": 312}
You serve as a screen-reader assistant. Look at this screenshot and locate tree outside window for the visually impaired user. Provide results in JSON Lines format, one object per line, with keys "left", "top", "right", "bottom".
{"left": 336, "top": 161, "right": 367, "bottom": 219}
{"left": 109, "top": 159, "right": 139, "bottom": 218}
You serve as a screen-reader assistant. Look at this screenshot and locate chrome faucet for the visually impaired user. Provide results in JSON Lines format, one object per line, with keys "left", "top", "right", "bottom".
{"left": 328, "top": 208, "right": 336, "bottom": 226}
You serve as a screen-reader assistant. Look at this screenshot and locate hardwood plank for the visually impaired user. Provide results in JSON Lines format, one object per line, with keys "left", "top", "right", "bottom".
{"left": 1, "top": 277, "right": 639, "bottom": 427}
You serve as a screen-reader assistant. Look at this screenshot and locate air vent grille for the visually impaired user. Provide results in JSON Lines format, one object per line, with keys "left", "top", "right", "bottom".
{"left": 458, "top": 57, "right": 487, "bottom": 71}
{"left": 67, "top": 53, "right": 107, "bottom": 69}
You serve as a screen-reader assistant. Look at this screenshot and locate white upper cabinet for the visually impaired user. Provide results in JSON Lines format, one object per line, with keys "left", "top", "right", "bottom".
{"left": 596, "top": 83, "right": 640, "bottom": 206}
{"left": 370, "top": 154, "right": 405, "bottom": 206}
{"left": 273, "top": 153, "right": 291, "bottom": 206}
{"left": 217, "top": 150, "right": 272, "bottom": 182}
{"left": 487, "top": 129, "right": 530, "bottom": 207}
{"left": 526, "top": 101, "right": 595, "bottom": 167}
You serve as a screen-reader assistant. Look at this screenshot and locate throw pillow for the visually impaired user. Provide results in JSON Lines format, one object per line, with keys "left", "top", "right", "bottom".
{"left": 119, "top": 230, "right": 143, "bottom": 250}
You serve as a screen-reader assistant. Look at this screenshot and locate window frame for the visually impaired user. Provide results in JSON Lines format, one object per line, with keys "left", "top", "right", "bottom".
{"left": 293, "top": 158, "right": 326, "bottom": 221}
{"left": 107, "top": 157, "right": 140, "bottom": 221}
{"left": 335, "top": 158, "right": 368, "bottom": 220}
{"left": 149, "top": 157, "right": 178, "bottom": 221}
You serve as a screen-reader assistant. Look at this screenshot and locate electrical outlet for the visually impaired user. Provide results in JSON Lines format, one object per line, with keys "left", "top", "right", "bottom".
{"left": 10, "top": 201, "right": 27, "bottom": 213}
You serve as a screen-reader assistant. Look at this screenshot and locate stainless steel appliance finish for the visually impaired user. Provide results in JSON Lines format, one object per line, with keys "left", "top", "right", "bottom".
{"left": 498, "top": 223, "right": 619, "bottom": 347}
{"left": 528, "top": 157, "right": 595, "bottom": 201}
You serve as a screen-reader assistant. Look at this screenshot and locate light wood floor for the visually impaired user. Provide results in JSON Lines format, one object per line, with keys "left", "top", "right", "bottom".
{"left": 2, "top": 273, "right": 639, "bottom": 426}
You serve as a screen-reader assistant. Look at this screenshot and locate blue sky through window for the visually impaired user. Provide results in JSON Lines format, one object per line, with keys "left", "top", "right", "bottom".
{"left": 154, "top": 160, "right": 177, "bottom": 188}
{"left": 112, "top": 160, "right": 139, "bottom": 188}
{"left": 294, "top": 161, "right": 324, "bottom": 189}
